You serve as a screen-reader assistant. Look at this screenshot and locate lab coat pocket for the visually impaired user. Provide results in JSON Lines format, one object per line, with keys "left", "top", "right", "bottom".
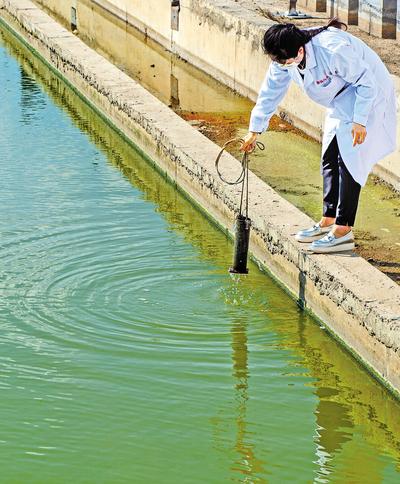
{"left": 331, "top": 87, "right": 356, "bottom": 122}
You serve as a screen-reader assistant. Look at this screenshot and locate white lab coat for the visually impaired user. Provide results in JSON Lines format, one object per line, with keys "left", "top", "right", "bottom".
{"left": 249, "top": 27, "right": 397, "bottom": 186}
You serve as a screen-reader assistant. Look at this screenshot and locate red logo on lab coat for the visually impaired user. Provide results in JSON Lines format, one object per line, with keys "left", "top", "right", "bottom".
{"left": 316, "top": 74, "right": 331, "bottom": 86}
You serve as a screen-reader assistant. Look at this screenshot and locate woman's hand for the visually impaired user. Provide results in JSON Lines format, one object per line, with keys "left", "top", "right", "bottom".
{"left": 240, "top": 132, "right": 259, "bottom": 152}
{"left": 352, "top": 123, "right": 367, "bottom": 146}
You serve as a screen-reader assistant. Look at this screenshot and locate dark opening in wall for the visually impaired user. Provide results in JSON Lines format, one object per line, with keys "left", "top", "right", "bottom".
{"left": 171, "top": 0, "right": 180, "bottom": 31}
{"left": 71, "top": 6, "right": 77, "bottom": 32}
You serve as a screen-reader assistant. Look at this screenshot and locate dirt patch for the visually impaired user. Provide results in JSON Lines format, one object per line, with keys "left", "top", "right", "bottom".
{"left": 356, "top": 243, "right": 400, "bottom": 283}
{"left": 179, "top": 110, "right": 315, "bottom": 144}
{"left": 180, "top": 111, "right": 247, "bottom": 143}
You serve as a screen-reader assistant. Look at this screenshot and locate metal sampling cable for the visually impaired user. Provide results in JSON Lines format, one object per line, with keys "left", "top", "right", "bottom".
{"left": 215, "top": 138, "right": 265, "bottom": 274}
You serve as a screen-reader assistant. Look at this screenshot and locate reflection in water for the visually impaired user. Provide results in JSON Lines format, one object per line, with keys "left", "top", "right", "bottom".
{"left": 20, "top": 66, "right": 46, "bottom": 124}
{"left": 170, "top": 74, "right": 180, "bottom": 111}
{"left": 230, "top": 316, "right": 267, "bottom": 482}
{"left": 297, "top": 317, "right": 353, "bottom": 457}
{"left": 297, "top": 316, "right": 353, "bottom": 479}
{"left": 296, "top": 312, "right": 400, "bottom": 481}
{"left": 2, "top": 25, "right": 400, "bottom": 482}
{"left": 315, "top": 387, "right": 353, "bottom": 458}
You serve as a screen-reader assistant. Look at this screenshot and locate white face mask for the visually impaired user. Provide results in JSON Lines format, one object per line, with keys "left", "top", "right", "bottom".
{"left": 284, "top": 60, "right": 301, "bottom": 69}
{"left": 282, "top": 50, "right": 304, "bottom": 69}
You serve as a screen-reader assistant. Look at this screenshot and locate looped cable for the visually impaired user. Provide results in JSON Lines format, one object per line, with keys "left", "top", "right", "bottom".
{"left": 214, "top": 138, "right": 265, "bottom": 185}
{"left": 214, "top": 137, "right": 265, "bottom": 218}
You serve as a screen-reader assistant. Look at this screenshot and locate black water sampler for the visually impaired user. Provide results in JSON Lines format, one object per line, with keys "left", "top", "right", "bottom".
{"left": 215, "top": 137, "right": 264, "bottom": 276}
{"left": 229, "top": 214, "right": 251, "bottom": 274}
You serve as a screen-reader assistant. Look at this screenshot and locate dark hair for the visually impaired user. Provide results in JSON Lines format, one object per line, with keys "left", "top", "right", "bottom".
{"left": 263, "top": 17, "right": 347, "bottom": 63}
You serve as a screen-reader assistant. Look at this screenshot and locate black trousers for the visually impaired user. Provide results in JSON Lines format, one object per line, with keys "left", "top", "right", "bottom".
{"left": 322, "top": 136, "right": 361, "bottom": 227}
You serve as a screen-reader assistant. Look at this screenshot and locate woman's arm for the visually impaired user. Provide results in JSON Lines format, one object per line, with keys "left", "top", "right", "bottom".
{"left": 249, "top": 62, "right": 292, "bottom": 134}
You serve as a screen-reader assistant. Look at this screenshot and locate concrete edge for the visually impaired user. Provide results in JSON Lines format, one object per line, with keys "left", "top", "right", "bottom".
{"left": 1, "top": 0, "right": 400, "bottom": 395}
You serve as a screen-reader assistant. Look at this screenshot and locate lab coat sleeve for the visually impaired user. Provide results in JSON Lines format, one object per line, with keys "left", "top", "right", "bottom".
{"left": 329, "top": 44, "right": 378, "bottom": 127}
{"left": 249, "top": 62, "right": 291, "bottom": 133}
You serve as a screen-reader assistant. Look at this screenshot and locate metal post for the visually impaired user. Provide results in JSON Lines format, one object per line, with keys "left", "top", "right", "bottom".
{"left": 382, "top": 0, "right": 397, "bottom": 38}
{"left": 289, "top": 0, "right": 298, "bottom": 15}
{"left": 348, "top": 0, "right": 359, "bottom": 25}
{"left": 281, "top": 0, "right": 314, "bottom": 19}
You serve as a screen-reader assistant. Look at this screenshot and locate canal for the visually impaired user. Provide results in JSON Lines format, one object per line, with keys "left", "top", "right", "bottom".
{"left": 1, "top": 25, "right": 400, "bottom": 483}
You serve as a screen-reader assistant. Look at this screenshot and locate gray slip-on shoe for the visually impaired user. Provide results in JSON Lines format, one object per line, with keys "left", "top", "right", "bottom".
{"left": 309, "top": 230, "right": 355, "bottom": 253}
{"left": 295, "top": 223, "right": 334, "bottom": 243}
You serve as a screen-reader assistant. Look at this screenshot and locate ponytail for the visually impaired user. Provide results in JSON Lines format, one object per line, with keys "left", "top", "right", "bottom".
{"left": 326, "top": 16, "right": 348, "bottom": 30}
{"left": 262, "top": 16, "right": 348, "bottom": 62}
{"left": 302, "top": 16, "right": 348, "bottom": 42}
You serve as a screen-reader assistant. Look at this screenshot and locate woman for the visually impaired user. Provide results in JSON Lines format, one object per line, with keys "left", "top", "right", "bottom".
{"left": 241, "top": 17, "right": 397, "bottom": 253}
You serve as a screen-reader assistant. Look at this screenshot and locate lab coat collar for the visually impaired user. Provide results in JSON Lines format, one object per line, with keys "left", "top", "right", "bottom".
{"left": 304, "top": 41, "right": 317, "bottom": 70}
{"left": 302, "top": 41, "right": 317, "bottom": 88}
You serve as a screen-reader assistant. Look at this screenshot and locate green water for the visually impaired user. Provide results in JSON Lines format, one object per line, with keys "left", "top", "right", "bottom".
{"left": 1, "top": 26, "right": 400, "bottom": 483}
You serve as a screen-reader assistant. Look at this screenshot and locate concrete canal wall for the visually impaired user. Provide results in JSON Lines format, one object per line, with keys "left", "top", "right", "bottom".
{"left": 1, "top": 0, "right": 399, "bottom": 396}
{"left": 326, "top": 0, "right": 359, "bottom": 25}
{"left": 31, "top": 0, "right": 400, "bottom": 192}
{"left": 357, "top": 0, "right": 397, "bottom": 39}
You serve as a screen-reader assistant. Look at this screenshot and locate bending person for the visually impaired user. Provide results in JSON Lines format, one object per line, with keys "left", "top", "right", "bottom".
{"left": 241, "top": 17, "right": 397, "bottom": 253}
